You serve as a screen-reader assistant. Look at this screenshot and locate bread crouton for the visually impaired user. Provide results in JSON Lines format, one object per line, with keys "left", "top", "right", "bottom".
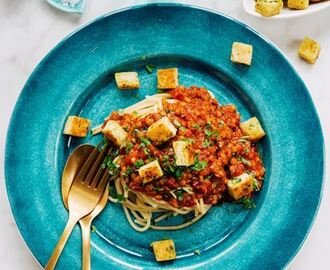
{"left": 63, "top": 116, "right": 90, "bottom": 137}
{"left": 146, "top": 117, "right": 177, "bottom": 143}
{"left": 151, "top": 239, "right": 176, "bottom": 262}
{"left": 157, "top": 68, "right": 179, "bottom": 89}
{"left": 255, "top": 0, "right": 283, "bottom": 17}
{"left": 298, "top": 37, "right": 321, "bottom": 64}
{"left": 227, "top": 173, "right": 254, "bottom": 200}
{"left": 115, "top": 72, "right": 140, "bottom": 89}
{"left": 240, "top": 117, "right": 265, "bottom": 142}
{"left": 231, "top": 42, "right": 253, "bottom": 66}
{"left": 102, "top": 120, "right": 128, "bottom": 146}
{"left": 173, "top": 141, "right": 194, "bottom": 166}
{"left": 288, "top": 0, "right": 309, "bottom": 10}
{"left": 138, "top": 160, "right": 163, "bottom": 183}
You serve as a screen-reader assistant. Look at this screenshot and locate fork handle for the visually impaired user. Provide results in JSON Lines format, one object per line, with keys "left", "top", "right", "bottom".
{"left": 45, "top": 214, "right": 79, "bottom": 270}
{"left": 81, "top": 219, "right": 92, "bottom": 270}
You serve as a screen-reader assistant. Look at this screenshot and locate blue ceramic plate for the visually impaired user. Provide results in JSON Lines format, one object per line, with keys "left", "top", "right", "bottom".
{"left": 5, "top": 4, "right": 324, "bottom": 270}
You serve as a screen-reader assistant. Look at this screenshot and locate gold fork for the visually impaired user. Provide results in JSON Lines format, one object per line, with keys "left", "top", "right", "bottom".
{"left": 45, "top": 143, "right": 110, "bottom": 270}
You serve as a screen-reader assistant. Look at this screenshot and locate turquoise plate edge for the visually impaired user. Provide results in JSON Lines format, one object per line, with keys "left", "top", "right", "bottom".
{"left": 4, "top": 3, "right": 325, "bottom": 270}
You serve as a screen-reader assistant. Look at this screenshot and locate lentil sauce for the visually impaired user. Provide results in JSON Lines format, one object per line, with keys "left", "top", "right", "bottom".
{"left": 108, "top": 86, "right": 265, "bottom": 208}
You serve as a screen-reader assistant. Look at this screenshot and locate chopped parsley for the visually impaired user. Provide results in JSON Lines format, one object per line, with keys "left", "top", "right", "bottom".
{"left": 253, "top": 178, "right": 260, "bottom": 191}
{"left": 134, "top": 159, "right": 145, "bottom": 168}
{"left": 125, "top": 142, "right": 134, "bottom": 153}
{"left": 192, "top": 123, "right": 200, "bottom": 129}
{"left": 202, "top": 139, "right": 211, "bottom": 148}
{"left": 182, "top": 138, "right": 194, "bottom": 144}
{"left": 205, "top": 174, "right": 214, "bottom": 180}
{"left": 109, "top": 186, "right": 125, "bottom": 202}
{"left": 102, "top": 148, "right": 120, "bottom": 176}
{"left": 139, "top": 137, "right": 151, "bottom": 148}
{"left": 122, "top": 167, "right": 133, "bottom": 177}
{"left": 179, "top": 126, "right": 187, "bottom": 131}
{"left": 239, "top": 156, "right": 251, "bottom": 166}
{"left": 204, "top": 129, "right": 213, "bottom": 137}
{"left": 191, "top": 155, "right": 207, "bottom": 171}
{"left": 237, "top": 197, "right": 256, "bottom": 209}
{"left": 145, "top": 64, "right": 156, "bottom": 73}
{"left": 231, "top": 177, "right": 242, "bottom": 184}
{"left": 194, "top": 249, "right": 201, "bottom": 256}
{"left": 174, "top": 167, "right": 183, "bottom": 179}
{"left": 91, "top": 225, "right": 97, "bottom": 233}
{"left": 116, "top": 193, "right": 125, "bottom": 202}
{"left": 176, "top": 189, "right": 184, "bottom": 201}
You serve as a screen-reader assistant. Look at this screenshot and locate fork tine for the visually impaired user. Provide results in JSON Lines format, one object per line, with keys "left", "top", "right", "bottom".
{"left": 95, "top": 166, "right": 111, "bottom": 190}
{"left": 84, "top": 143, "right": 109, "bottom": 186}
{"left": 74, "top": 141, "right": 103, "bottom": 183}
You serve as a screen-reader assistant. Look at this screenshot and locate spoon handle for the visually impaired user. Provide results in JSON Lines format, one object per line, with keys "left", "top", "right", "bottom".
{"left": 45, "top": 214, "right": 79, "bottom": 270}
{"left": 80, "top": 218, "right": 92, "bottom": 270}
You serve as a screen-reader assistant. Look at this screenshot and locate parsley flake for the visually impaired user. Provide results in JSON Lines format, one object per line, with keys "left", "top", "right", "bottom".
{"left": 194, "top": 249, "right": 201, "bottom": 255}
{"left": 134, "top": 159, "right": 145, "bottom": 168}
{"left": 145, "top": 64, "right": 156, "bottom": 73}
{"left": 237, "top": 197, "right": 256, "bottom": 209}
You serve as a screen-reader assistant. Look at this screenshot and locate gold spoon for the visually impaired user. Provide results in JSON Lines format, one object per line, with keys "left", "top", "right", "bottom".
{"left": 61, "top": 144, "right": 109, "bottom": 270}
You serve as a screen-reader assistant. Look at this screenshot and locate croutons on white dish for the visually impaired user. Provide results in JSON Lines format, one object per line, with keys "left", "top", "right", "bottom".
{"left": 173, "top": 141, "right": 194, "bottom": 166}
{"left": 146, "top": 117, "right": 177, "bottom": 143}
{"left": 115, "top": 72, "right": 140, "bottom": 89}
{"left": 138, "top": 160, "right": 163, "bottom": 183}
{"left": 255, "top": 0, "right": 283, "bottom": 17}
{"left": 288, "top": 0, "right": 309, "bottom": 10}
{"left": 227, "top": 173, "right": 254, "bottom": 200}
{"left": 102, "top": 120, "right": 128, "bottom": 147}
{"left": 63, "top": 116, "right": 91, "bottom": 138}
{"left": 157, "top": 68, "right": 179, "bottom": 89}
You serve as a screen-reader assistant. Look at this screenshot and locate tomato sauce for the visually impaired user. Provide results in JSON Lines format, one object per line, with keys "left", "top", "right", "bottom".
{"left": 108, "top": 86, "right": 265, "bottom": 208}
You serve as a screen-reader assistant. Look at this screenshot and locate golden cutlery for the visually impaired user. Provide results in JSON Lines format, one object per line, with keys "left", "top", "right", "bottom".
{"left": 61, "top": 144, "right": 109, "bottom": 270}
{"left": 45, "top": 143, "right": 110, "bottom": 270}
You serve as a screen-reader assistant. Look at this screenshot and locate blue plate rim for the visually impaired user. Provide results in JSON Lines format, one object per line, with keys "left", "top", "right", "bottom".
{"left": 5, "top": 2, "right": 325, "bottom": 269}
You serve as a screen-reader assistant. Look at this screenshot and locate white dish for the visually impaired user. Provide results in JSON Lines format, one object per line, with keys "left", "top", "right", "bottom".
{"left": 243, "top": 0, "right": 330, "bottom": 19}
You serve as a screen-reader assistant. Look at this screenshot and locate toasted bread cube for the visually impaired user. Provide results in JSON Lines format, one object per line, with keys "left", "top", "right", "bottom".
{"left": 173, "top": 141, "right": 194, "bottom": 166}
{"left": 146, "top": 117, "right": 177, "bottom": 143}
{"left": 151, "top": 239, "right": 176, "bottom": 262}
{"left": 102, "top": 120, "right": 128, "bottom": 147}
{"left": 157, "top": 68, "right": 179, "bottom": 89}
{"left": 240, "top": 117, "right": 265, "bottom": 142}
{"left": 231, "top": 42, "right": 253, "bottom": 66}
{"left": 138, "top": 160, "right": 163, "bottom": 183}
{"left": 255, "top": 0, "right": 283, "bottom": 17}
{"left": 115, "top": 72, "right": 140, "bottom": 89}
{"left": 298, "top": 37, "right": 321, "bottom": 64}
{"left": 288, "top": 0, "right": 309, "bottom": 9}
{"left": 227, "top": 173, "right": 254, "bottom": 200}
{"left": 63, "top": 116, "right": 90, "bottom": 137}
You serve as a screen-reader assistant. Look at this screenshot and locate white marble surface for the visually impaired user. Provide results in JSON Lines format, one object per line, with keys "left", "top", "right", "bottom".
{"left": 0, "top": 0, "right": 329, "bottom": 269}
